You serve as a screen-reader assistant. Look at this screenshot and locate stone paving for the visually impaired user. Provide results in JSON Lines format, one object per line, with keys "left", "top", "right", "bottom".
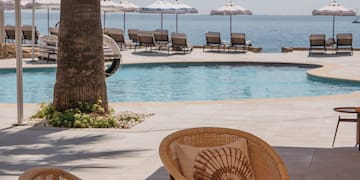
{"left": 1, "top": 50, "right": 360, "bottom": 180}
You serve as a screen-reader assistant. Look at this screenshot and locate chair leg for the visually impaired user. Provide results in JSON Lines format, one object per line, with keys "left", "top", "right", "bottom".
{"left": 332, "top": 116, "right": 341, "bottom": 147}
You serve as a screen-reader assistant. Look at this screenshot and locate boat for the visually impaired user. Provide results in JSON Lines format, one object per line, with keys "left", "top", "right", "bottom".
{"left": 353, "top": 18, "right": 360, "bottom": 23}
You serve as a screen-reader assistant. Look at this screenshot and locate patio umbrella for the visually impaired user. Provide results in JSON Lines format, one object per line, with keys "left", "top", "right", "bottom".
{"left": 116, "top": 0, "right": 140, "bottom": 32}
{"left": 172, "top": 0, "right": 198, "bottom": 32}
{"left": 101, "top": 0, "right": 119, "bottom": 30}
{"left": 210, "top": 1, "right": 252, "bottom": 35}
{"left": 312, "top": 0, "right": 356, "bottom": 39}
{"left": 22, "top": 0, "right": 60, "bottom": 35}
{"left": 140, "top": 0, "right": 176, "bottom": 30}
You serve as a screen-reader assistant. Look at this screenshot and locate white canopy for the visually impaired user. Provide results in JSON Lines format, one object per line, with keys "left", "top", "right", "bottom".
{"left": 210, "top": 1, "right": 252, "bottom": 16}
{"left": 312, "top": 1, "right": 356, "bottom": 16}
{"left": 210, "top": 1, "right": 252, "bottom": 35}
{"left": 117, "top": 0, "right": 140, "bottom": 12}
{"left": 140, "top": 0, "right": 175, "bottom": 14}
{"left": 173, "top": 0, "right": 198, "bottom": 14}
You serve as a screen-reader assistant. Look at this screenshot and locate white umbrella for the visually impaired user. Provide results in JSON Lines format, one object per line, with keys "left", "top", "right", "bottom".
{"left": 210, "top": 1, "right": 252, "bottom": 35}
{"left": 22, "top": 0, "right": 60, "bottom": 35}
{"left": 101, "top": 0, "right": 118, "bottom": 29}
{"left": 312, "top": 0, "right": 356, "bottom": 39}
{"left": 172, "top": 0, "right": 198, "bottom": 32}
{"left": 140, "top": 0, "right": 176, "bottom": 30}
{"left": 116, "top": 0, "right": 139, "bottom": 32}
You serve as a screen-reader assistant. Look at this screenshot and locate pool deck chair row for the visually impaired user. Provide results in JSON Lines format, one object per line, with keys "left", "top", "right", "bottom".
{"left": 203, "top": 32, "right": 248, "bottom": 53}
{"left": 5, "top": 25, "right": 40, "bottom": 44}
{"left": 309, "top": 33, "right": 353, "bottom": 55}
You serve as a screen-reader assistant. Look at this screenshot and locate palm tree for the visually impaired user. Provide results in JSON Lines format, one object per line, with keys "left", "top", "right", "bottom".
{"left": 53, "top": 0, "right": 108, "bottom": 112}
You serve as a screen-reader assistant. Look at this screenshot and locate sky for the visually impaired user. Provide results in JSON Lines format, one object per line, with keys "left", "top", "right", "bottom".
{"left": 129, "top": 0, "right": 359, "bottom": 15}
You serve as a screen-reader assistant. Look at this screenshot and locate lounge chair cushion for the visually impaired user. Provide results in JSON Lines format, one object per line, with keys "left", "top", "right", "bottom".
{"left": 173, "top": 138, "right": 254, "bottom": 180}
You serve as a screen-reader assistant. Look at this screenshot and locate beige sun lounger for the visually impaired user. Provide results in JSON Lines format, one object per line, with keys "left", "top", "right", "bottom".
{"left": 154, "top": 29, "right": 169, "bottom": 44}
{"left": 229, "top": 33, "right": 247, "bottom": 52}
{"left": 22, "top": 25, "right": 40, "bottom": 44}
{"left": 309, "top": 34, "right": 326, "bottom": 54}
{"left": 135, "top": 31, "right": 157, "bottom": 52}
{"left": 203, "top": 31, "right": 225, "bottom": 52}
{"left": 336, "top": 33, "right": 353, "bottom": 55}
{"left": 128, "top": 29, "right": 139, "bottom": 44}
{"left": 168, "top": 32, "right": 193, "bottom": 54}
{"left": 5, "top": 25, "right": 16, "bottom": 43}
{"left": 49, "top": 27, "right": 59, "bottom": 36}
{"left": 104, "top": 28, "right": 125, "bottom": 50}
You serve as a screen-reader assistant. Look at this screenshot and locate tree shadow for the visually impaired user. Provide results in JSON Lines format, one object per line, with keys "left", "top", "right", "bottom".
{"left": 0, "top": 126, "right": 150, "bottom": 178}
{"left": 147, "top": 146, "right": 360, "bottom": 180}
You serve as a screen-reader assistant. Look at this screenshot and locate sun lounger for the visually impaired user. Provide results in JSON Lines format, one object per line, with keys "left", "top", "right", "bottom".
{"left": 154, "top": 29, "right": 169, "bottom": 49}
{"left": 39, "top": 35, "right": 58, "bottom": 62}
{"left": 203, "top": 31, "right": 225, "bottom": 52}
{"left": 128, "top": 29, "right": 139, "bottom": 44}
{"left": 49, "top": 27, "right": 59, "bottom": 36}
{"left": 135, "top": 31, "right": 157, "bottom": 52}
{"left": 228, "top": 33, "right": 247, "bottom": 52}
{"left": 309, "top": 34, "right": 326, "bottom": 54}
{"left": 168, "top": 32, "right": 193, "bottom": 54}
{"left": 104, "top": 28, "right": 126, "bottom": 50}
{"left": 38, "top": 34, "right": 121, "bottom": 63}
{"left": 22, "top": 25, "right": 40, "bottom": 44}
{"left": 5, "top": 25, "right": 16, "bottom": 43}
{"left": 336, "top": 33, "right": 353, "bottom": 55}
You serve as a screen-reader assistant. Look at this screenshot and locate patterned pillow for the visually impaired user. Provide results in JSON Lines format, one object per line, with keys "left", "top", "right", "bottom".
{"left": 174, "top": 139, "right": 255, "bottom": 180}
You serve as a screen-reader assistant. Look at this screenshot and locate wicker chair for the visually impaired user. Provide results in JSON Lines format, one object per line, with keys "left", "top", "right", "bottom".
{"left": 18, "top": 166, "right": 81, "bottom": 180}
{"left": 159, "top": 127, "right": 290, "bottom": 180}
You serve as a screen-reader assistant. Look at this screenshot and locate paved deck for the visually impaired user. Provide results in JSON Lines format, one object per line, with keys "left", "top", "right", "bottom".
{"left": 1, "top": 50, "right": 360, "bottom": 180}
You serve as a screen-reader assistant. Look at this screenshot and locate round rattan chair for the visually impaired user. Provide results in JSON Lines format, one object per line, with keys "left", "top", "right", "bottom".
{"left": 18, "top": 166, "right": 81, "bottom": 180}
{"left": 159, "top": 127, "right": 290, "bottom": 180}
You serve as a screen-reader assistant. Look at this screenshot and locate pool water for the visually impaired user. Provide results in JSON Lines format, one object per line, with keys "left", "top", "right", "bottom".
{"left": 1, "top": 63, "right": 359, "bottom": 103}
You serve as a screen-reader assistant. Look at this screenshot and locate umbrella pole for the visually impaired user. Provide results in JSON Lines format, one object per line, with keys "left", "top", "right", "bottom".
{"left": 123, "top": 12, "right": 126, "bottom": 32}
{"left": 31, "top": 0, "right": 35, "bottom": 62}
{"left": 0, "top": 7, "right": 4, "bottom": 43}
{"left": 161, "top": 13, "right": 163, "bottom": 30}
{"left": 230, "top": 15, "right": 232, "bottom": 35}
{"left": 15, "top": 0, "right": 23, "bottom": 125}
{"left": 176, "top": 14, "right": 178, "bottom": 33}
{"left": 104, "top": 11, "right": 106, "bottom": 30}
{"left": 332, "top": 15, "right": 335, "bottom": 39}
{"left": 47, "top": 8, "right": 49, "bottom": 35}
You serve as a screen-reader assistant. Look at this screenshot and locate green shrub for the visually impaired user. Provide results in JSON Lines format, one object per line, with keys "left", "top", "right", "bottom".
{"left": 31, "top": 100, "right": 153, "bottom": 128}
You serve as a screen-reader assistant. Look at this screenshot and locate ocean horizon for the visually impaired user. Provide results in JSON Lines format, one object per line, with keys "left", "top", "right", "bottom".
{"left": 5, "top": 11, "right": 360, "bottom": 52}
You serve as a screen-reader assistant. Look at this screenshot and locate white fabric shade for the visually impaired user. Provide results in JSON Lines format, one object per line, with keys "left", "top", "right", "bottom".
{"left": 312, "top": 1, "right": 356, "bottom": 16}
{"left": 140, "top": 0, "right": 177, "bottom": 30}
{"left": 210, "top": 1, "right": 252, "bottom": 15}
{"left": 140, "top": 0, "right": 175, "bottom": 14}
{"left": 117, "top": 0, "right": 140, "bottom": 12}
{"left": 210, "top": 1, "right": 252, "bottom": 35}
{"left": 173, "top": 0, "right": 198, "bottom": 14}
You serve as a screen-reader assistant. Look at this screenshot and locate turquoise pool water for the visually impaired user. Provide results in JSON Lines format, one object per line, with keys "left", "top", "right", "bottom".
{"left": 0, "top": 63, "right": 359, "bottom": 103}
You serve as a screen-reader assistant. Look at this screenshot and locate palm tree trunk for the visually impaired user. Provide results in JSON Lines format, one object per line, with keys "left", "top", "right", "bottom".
{"left": 53, "top": 0, "right": 108, "bottom": 112}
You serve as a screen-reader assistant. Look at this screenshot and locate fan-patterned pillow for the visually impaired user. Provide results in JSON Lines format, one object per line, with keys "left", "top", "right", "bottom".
{"left": 174, "top": 139, "right": 255, "bottom": 180}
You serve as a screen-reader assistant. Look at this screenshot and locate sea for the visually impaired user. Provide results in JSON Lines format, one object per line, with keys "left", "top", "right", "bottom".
{"left": 5, "top": 10, "right": 360, "bottom": 52}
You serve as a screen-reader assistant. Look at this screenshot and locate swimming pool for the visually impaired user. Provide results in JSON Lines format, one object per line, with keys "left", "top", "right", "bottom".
{"left": 0, "top": 63, "right": 359, "bottom": 103}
